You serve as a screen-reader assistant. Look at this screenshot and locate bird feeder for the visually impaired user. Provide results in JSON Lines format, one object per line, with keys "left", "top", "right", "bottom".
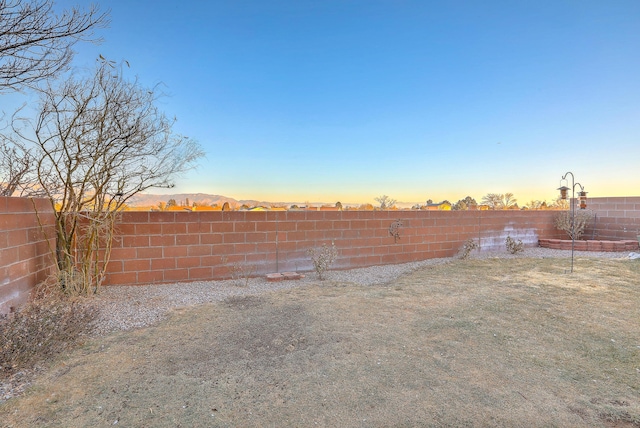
{"left": 558, "top": 185, "right": 570, "bottom": 200}
{"left": 578, "top": 190, "right": 588, "bottom": 210}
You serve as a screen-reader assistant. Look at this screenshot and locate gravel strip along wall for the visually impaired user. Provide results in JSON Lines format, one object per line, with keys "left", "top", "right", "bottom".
{"left": 93, "top": 247, "right": 631, "bottom": 336}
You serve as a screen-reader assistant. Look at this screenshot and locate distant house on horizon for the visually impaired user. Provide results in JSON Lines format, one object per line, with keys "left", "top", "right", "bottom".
{"left": 424, "top": 201, "right": 452, "bottom": 211}
{"left": 319, "top": 206, "right": 340, "bottom": 212}
{"left": 246, "top": 206, "right": 287, "bottom": 211}
{"left": 165, "top": 205, "right": 192, "bottom": 212}
{"left": 192, "top": 205, "right": 221, "bottom": 211}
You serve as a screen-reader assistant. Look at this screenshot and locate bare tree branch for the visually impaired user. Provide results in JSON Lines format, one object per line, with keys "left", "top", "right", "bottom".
{"left": 0, "top": 135, "right": 35, "bottom": 195}
{"left": 0, "top": 0, "right": 109, "bottom": 92}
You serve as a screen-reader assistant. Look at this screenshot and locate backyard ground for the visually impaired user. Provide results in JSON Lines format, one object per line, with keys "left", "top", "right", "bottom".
{"left": 1, "top": 256, "right": 639, "bottom": 427}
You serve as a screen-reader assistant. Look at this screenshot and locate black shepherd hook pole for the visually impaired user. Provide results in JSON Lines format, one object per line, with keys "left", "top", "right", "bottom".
{"left": 558, "top": 172, "right": 587, "bottom": 273}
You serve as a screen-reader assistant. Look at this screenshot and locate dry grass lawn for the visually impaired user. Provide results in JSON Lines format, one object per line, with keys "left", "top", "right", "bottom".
{"left": 1, "top": 256, "right": 639, "bottom": 427}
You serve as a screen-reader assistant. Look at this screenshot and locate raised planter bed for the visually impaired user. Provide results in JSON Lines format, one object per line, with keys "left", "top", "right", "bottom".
{"left": 538, "top": 239, "right": 639, "bottom": 252}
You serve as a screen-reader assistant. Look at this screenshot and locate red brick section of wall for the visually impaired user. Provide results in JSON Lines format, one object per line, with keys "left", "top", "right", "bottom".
{"left": 5, "top": 195, "right": 638, "bottom": 311}
{"left": 583, "top": 196, "right": 640, "bottom": 241}
{"left": 0, "top": 197, "right": 56, "bottom": 314}
{"left": 103, "top": 209, "right": 563, "bottom": 286}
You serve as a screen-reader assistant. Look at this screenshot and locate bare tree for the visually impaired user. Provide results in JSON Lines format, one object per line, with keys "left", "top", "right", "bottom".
{"left": 481, "top": 193, "right": 517, "bottom": 210}
{"left": 375, "top": 194, "right": 397, "bottom": 210}
{"left": 503, "top": 192, "right": 518, "bottom": 209}
{"left": 12, "top": 59, "right": 204, "bottom": 293}
{"left": 0, "top": 0, "right": 108, "bottom": 92}
{"left": 481, "top": 193, "right": 502, "bottom": 209}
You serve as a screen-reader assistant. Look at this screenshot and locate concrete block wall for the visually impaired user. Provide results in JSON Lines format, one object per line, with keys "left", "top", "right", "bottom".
{"left": 582, "top": 197, "right": 640, "bottom": 240}
{"left": 0, "top": 196, "right": 572, "bottom": 312}
{"left": 0, "top": 197, "right": 56, "bottom": 314}
{"left": 5, "top": 194, "right": 639, "bottom": 313}
{"left": 103, "top": 209, "right": 563, "bottom": 286}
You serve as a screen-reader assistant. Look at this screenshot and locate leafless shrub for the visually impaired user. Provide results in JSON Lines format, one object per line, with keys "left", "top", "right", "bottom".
{"left": 554, "top": 210, "right": 594, "bottom": 240}
{"left": 220, "top": 256, "right": 256, "bottom": 287}
{"left": 459, "top": 239, "right": 479, "bottom": 259}
{"left": 0, "top": 281, "right": 98, "bottom": 376}
{"left": 308, "top": 243, "right": 338, "bottom": 280}
{"left": 230, "top": 263, "right": 255, "bottom": 287}
{"left": 505, "top": 235, "right": 524, "bottom": 254}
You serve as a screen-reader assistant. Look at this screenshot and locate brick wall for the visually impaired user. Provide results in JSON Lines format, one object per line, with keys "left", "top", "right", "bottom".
{"left": 582, "top": 196, "right": 640, "bottom": 240}
{"left": 0, "top": 198, "right": 572, "bottom": 313}
{"left": 103, "top": 209, "right": 563, "bottom": 286}
{"left": 0, "top": 197, "right": 56, "bottom": 314}
{"left": 4, "top": 195, "right": 637, "bottom": 313}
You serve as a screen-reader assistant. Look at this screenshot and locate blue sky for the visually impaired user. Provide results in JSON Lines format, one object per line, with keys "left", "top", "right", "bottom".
{"left": 8, "top": 0, "right": 640, "bottom": 205}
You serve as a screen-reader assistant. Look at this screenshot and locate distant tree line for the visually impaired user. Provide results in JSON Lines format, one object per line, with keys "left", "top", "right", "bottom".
{"left": 144, "top": 192, "right": 568, "bottom": 212}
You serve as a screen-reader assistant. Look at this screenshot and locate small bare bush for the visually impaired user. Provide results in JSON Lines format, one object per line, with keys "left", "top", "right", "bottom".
{"left": 220, "top": 256, "right": 255, "bottom": 287}
{"left": 554, "top": 210, "right": 593, "bottom": 240}
{"left": 459, "top": 239, "right": 479, "bottom": 259}
{"left": 308, "top": 243, "right": 339, "bottom": 280}
{"left": 0, "top": 284, "right": 98, "bottom": 376}
{"left": 230, "top": 263, "right": 255, "bottom": 287}
{"left": 505, "top": 235, "right": 524, "bottom": 254}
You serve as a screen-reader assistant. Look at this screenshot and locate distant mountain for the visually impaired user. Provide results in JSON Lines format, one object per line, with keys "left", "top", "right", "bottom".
{"left": 128, "top": 193, "right": 271, "bottom": 209}
{"left": 128, "top": 192, "right": 417, "bottom": 209}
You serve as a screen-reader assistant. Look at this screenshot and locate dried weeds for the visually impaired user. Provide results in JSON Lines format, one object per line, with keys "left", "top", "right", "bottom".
{"left": 0, "top": 283, "right": 98, "bottom": 377}
{"left": 2, "top": 257, "right": 639, "bottom": 427}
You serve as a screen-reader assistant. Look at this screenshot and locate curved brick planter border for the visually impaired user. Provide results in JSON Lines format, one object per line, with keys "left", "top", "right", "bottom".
{"left": 539, "top": 239, "right": 639, "bottom": 252}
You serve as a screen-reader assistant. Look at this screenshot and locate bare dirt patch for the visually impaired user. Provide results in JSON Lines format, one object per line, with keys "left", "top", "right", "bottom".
{"left": 2, "top": 256, "right": 639, "bottom": 427}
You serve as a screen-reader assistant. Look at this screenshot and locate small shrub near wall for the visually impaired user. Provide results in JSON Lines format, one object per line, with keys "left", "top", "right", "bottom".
{"left": 505, "top": 236, "right": 524, "bottom": 254}
{"left": 308, "top": 243, "right": 339, "bottom": 280}
{"left": 459, "top": 239, "right": 479, "bottom": 259}
{"left": 554, "top": 210, "right": 594, "bottom": 240}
